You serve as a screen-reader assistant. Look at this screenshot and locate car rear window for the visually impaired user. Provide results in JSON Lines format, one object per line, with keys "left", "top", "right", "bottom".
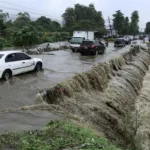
{"left": 115, "top": 39, "right": 122, "bottom": 42}
{"left": 0, "top": 54, "right": 3, "bottom": 59}
{"left": 82, "top": 41, "right": 94, "bottom": 45}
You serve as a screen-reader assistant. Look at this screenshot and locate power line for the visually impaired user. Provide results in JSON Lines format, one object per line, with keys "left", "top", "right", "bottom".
{"left": 1, "top": 5, "right": 62, "bottom": 21}
{"left": 8, "top": 13, "right": 44, "bottom": 21}
{"left": 0, "top": 0, "right": 51, "bottom": 15}
{"left": 6, "top": 13, "right": 62, "bottom": 23}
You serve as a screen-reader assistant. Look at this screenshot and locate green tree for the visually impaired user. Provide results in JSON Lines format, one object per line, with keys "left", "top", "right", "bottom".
{"left": 35, "top": 16, "right": 61, "bottom": 32}
{"left": 123, "top": 17, "right": 130, "bottom": 35}
{"left": 51, "top": 21, "right": 61, "bottom": 31}
{"left": 0, "top": 19, "right": 6, "bottom": 36}
{"left": 62, "top": 8, "right": 75, "bottom": 27}
{"left": 113, "top": 10, "right": 124, "bottom": 35}
{"left": 17, "top": 12, "right": 30, "bottom": 21}
{"left": 0, "top": 9, "right": 9, "bottom": 22}
{"left": 62, "top": 4, "right": 105, "bottom": 34}
{"left": 12, "top": 26, "right": 41, "bottom": 47}
{"left": 0, "top": 10, "right": 8, "bottom": 36}
{"left": 14, "top": 12, "right": 31, "bottom": 28}
{"left": 145, "top": 22, "right": 150, "bottom": 34}
{"left": 130, "top": 11, "right": 139, "bottom": 35}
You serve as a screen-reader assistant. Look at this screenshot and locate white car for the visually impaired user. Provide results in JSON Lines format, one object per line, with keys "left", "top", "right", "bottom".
{"left": 124, "top": 37, "right": 131, "bottom": 44}
{"left": 0, "top": 51, "right": 43, "bottom": 80}
{"left": 131, "top": 41, "right": 138, "bottom": 47}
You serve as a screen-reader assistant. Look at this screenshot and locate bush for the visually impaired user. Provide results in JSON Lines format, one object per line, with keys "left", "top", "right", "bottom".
{"left": 41, "top": 36, "right": 55, "bottom": 43}
{"left": 107, "top": 38, "right": 115, "bottom": 42}
{"left": 12, "top": 26, "right": 42, "bottom": 47}
{"left": 0, "top": 121, "right": 122, "bottom": 150}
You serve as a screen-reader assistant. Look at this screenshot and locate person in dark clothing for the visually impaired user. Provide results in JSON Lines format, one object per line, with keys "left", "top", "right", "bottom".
{"left": 105, "top": 39, "right": 108, "bottom": 47}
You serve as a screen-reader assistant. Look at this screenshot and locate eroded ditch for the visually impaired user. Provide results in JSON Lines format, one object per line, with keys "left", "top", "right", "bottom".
{"left": 35, "top": 45, "right": 150, "bottom": 149}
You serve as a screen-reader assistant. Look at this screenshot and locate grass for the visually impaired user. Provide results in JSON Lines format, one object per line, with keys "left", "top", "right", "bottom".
{"left": 0, "top": 121, "right": 122, "bottom": 150}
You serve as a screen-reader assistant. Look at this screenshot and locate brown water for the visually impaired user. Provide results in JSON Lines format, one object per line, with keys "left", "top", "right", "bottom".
{"left": 0, "top": 44, "right": 135, "bottom": 133}
{"left": 37, "top": 45, "right": 150, "bottom": 148}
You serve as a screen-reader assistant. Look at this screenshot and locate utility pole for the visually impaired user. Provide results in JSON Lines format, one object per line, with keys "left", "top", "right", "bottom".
{"left": 108, "top": 16, "right": 112, "bottom": 35}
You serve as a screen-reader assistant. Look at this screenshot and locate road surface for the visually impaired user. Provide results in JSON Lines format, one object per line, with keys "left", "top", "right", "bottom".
{"left": 0, "top": 43, "right": 132, "bottom": 133}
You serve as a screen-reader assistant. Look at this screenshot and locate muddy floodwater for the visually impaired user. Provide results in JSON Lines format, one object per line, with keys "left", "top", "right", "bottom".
{"left": 0, "top": 43, "right": 133, "bottom": 133}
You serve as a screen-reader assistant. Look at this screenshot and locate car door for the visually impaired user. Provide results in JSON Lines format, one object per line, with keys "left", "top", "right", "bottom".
{"left": 16, "top": 53, "right": 35, "bottom": 73}
{"left": 5, "top": 53, "right": 22, "bottom": 75}
{"left": 96, "top": 40, "right": 101, "bottom": 49}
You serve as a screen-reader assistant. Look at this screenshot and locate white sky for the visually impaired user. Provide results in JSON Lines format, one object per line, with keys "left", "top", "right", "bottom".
{"left": 1, "top": 0, "right": 149, "bottom": 30}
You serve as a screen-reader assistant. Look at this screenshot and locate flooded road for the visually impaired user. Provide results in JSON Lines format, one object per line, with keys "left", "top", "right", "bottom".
{"left": 0, "top": 43, "right": 132, "bottom": 133}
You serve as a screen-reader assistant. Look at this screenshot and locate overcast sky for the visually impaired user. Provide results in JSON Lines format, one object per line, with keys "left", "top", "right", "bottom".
{"left": 1, "top": 0, "right": 149, "bottom": 30}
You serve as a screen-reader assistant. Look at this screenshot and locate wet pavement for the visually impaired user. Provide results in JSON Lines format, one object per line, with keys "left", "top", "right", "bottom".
{"left": 0, "top": 43, "right": 133, "bottom": 133}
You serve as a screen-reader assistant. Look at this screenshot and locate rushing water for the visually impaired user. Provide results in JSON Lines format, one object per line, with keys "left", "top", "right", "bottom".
{"left": 39, "top": 45, "right": 150, "bottom": 148}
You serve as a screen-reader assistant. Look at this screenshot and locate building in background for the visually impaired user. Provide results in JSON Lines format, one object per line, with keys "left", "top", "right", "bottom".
{"left": 106, "top": 28, "right": 117, "bottom": 36}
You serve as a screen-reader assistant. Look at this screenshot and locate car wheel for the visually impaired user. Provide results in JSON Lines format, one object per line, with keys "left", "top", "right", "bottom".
{"left": 2, "top": 70, "right": 12, "bottom": 81}
{"left": 101, "top": 51, "right": 105, "bottom": 55}
{"left": 72, "top": 49, "right": 75, "bottom": 53}
{"left": 80, "top": 52, "right": 84, "bottom": 56}
{"left": 35, "top": 62, "right": 42, "bottom": 72}
{"left": 98, "top": 49, "right": 102, "bottom": 55}
{"left": 92, "top": 50, "right": 96, "bottom": 56}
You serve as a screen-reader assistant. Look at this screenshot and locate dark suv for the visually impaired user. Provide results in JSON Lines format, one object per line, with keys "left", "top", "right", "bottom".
{"left": 80, "top": 40, "right": 106, "bottom": 55}
{"left": 114, "top": 38, "right": 125, "bottom": 47}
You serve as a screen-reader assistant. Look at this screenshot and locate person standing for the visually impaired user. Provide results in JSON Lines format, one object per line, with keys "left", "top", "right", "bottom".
{"left": 105, "top": 39, "right": 109, "bottom": 47}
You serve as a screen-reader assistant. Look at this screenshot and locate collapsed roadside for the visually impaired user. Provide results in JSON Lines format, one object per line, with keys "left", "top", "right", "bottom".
{"left": 0, "top": 44, "right": 150, "bottom": 150}
{"left": 37, "top": 44, "right": 150, "bottom": 149}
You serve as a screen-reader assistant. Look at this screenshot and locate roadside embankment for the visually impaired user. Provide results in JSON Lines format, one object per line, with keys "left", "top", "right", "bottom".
{"left": 36, "top": 45, "right": 150, "bottom": 149}
{"left": 134, "top": 62, "right": 150, "bottom": 150}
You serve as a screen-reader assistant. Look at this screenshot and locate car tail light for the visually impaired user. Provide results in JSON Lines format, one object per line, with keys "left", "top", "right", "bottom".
{"left": 91, "top": 44, "right": 95, "bottom": 48}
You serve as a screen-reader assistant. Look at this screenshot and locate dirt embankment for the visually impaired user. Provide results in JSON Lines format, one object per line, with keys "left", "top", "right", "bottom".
{"left": 134, "top": 64, "right": 150, "bottom": 150}
{"left": 37, "top": 45, "right": 150, "bottom": 149}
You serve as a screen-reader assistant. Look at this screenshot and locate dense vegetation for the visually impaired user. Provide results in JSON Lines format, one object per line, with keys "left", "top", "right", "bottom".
{"left": 0, "top": 121, "right": 122, "bottom": 150}
{"left": 0, "top": 10, "right": 70, "bottom": 49}
{"left": 113, "top": 10, "right": 139, "bottom": 35}
{"left": 62, "top": 3, "right": 106, "bottom": 36}
{"left": 145, "top": 22, "right": 150, "bottom": 34}
{"left": 0, "top": 4, "right": 141, "bottom": 49}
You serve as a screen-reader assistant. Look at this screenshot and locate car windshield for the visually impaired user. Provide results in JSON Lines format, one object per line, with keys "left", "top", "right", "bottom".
{"left": 0, "top": 54, "right": 4, "bottom": 59}
{"left": 71, "top": 37, "right": 84, "bottom": 44}
{"left": 82, "top": 41, "right": 94, "bottom": 45}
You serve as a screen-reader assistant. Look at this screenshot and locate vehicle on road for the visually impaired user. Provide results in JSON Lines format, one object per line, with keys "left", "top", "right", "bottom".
{"left": 114, "top": 38, "right": 126, "bottom": 47}
{"left": 70, "top": 31, "right": 94, "bottom": 52}
{"left": 0, "top": 51, "right": 43, "bottom": 80}
{"left": 133, "top": 36, "right": 139, "bottom": 40}
{"left": 131, "top": 41, "right": 138, "bottom": 47}
{"left": 124, "top": 37, "right": 131, "bottom": 44}
{"left": 128, "top": 35, "right": 134, "bottom": 41}
{"left": 80, "top": 40, "right": 106, "bottom": 56}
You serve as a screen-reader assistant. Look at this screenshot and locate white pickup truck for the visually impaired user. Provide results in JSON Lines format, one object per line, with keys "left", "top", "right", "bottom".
{"left": 70, "top": 31, "right": 94, "bottom": 52}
